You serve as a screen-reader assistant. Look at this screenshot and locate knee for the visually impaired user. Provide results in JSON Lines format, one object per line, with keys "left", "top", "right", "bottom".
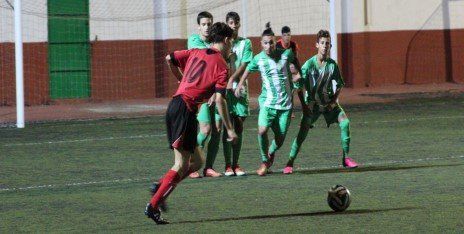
{"left": 258, "top": 128, "right": 267, "bottom": 136}
{"left": 339, "top": 118, "right": 350, "bottom": 130}
{"left": 173, "top": 160, "right": 188, "bottom": 172}
{"left": 200, "top": 124, "right": 211, "bottom": 136}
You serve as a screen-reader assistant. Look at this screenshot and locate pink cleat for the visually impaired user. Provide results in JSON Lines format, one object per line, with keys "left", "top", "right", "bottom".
{"left": 283, "top": 166, "right": 293, "bottom": 174}
{"left": 343, "top": 157, "right": 358, "bottom": 168}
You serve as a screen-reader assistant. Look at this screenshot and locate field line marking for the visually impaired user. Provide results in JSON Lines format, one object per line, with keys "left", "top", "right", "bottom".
{"left": 3, "top": 115, "right": 463, "bottom": 144}
{"left": 1, "top": 155, "right": 462, "bottom": 193}
{"left": 3, "top": 134, "right": 166, "bottom": 146}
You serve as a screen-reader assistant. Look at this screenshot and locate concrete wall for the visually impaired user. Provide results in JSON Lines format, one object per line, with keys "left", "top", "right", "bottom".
{"left": 0, "top": 0, "right": 463, "bottom": 105}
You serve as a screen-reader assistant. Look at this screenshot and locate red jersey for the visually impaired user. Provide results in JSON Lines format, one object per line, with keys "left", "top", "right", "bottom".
{"left": 170, "top": 48, "right": 228, "bottom": 112}
{"left": 276, "top": 39, "right": 299, "bottom": 56}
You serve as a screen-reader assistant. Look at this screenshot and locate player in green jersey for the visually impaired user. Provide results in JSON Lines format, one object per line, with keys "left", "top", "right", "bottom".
{"left": 187, "top": 11, "right": 212, "bottom": 49}
{"left": 284, "top": 30, "right": 358, "bottom": 174}
{"left": 235, "top": 22, "right": 302, "bottom": 176}
{"left": 186, "top": 11, "right": 223, "bottom": 178}
{"left": 220, "top": 12, "right": 253, "bottom": 176}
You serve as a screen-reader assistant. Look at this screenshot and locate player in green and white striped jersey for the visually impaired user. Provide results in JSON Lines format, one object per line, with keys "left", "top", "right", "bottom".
{"left": 221, "top": 12, "right": 253, "bottom": 177}
{"left": 284, "top": 30, "right": 358, "bottom": 174}
{"left": 235, "top": 23, "right": 302, "bottom": 176}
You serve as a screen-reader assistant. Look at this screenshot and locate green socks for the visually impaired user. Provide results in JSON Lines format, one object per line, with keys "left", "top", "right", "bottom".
{"left": 339, "top": 119, "right": 350, "bottom": 156}
{"left": 205, "top": 129, "right": 220, "bottom": 168}
{"left": 258, "top": 133, "right": 269, "bottom": 162}
{"left": 288, "top": 126, "right": 310, "bottom": 160}
{"left": 223, "top": 131, "right": 243, "bottom": 167}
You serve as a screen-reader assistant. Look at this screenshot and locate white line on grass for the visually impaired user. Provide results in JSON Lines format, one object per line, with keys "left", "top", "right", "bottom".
{"left": 245, "top": 115, "right": 464, "bottom": 131}
{"left": 3, "top": 115, "right": 463, "bottom": 145}
{"left": 1, "top": 155, "right": 462, "bottom": 193}
{"left": 3, "top": 134, "right": 166, "bottom": 146}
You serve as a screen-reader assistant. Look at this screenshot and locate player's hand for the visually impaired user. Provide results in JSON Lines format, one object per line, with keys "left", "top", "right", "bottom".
{"left": 208, "top": 93, "right": 216, "bottom": 106}
{"left": 234, "top": 84, "right": 243, "bottom": 98}
{"left": 226, "top": 129, "right": 239, "bottom": 144}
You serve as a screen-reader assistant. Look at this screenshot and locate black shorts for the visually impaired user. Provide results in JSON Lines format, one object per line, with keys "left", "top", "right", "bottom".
{"left": 166, "top": 96, "right": 198, "bottom": 153}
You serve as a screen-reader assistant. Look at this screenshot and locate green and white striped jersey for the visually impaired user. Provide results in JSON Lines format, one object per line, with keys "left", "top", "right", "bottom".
{"left": 187, "top": 34, "right": 210, "bottom": 49}
{"left": 230, "top": 37, "right": 253, "bottom": 97}
{"left": 297, "top": 55, "right": 345, "bottom": 105}
{"left": 246, "top": 48, "right": 295, "bottom": 110}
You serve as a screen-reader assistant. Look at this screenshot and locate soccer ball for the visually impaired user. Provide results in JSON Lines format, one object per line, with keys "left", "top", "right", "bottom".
{"left": 327, "top": 185, "right": 351, "bottom": 212}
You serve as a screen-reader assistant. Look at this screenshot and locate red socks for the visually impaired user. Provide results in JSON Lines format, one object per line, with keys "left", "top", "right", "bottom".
{"left": 150, "top": 170, "right": 179, "bottom": 209}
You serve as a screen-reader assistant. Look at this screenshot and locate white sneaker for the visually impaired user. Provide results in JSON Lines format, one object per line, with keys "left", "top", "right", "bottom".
{"left": 224, "top": 166, "right": 235, "bottom": 176}
{"left": 234, "top": 166, "right": 246, "bottom": 176}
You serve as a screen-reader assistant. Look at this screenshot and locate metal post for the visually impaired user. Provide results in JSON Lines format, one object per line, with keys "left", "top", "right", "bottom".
{"left": 241, "top": 0, "right": 247, "bottom": 37}
{"left": 14, "top": 0, "right": 25, "bottom": 128}
{"left": 329, "top": 0, "right": 338, "bottom": 62}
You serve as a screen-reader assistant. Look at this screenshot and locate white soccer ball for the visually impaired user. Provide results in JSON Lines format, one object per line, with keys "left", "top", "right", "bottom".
{"left": 327, "top": 185, "right": 351, "bottom": 212}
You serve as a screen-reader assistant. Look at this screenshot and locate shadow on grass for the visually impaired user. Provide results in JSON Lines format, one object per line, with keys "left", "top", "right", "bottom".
{"left": 296, "top": 163, "right": 463, "bottom": 175}
{"left": 174, "top": 207, "right": 418, "bottom": 224}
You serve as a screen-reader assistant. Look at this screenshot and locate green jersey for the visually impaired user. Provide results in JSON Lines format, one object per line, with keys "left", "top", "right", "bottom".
{"left": 298, "top": 55, "right": 345, "bottom": 105}
{"left": 230, "top": 37, "right": 253, "bottom": 96}
{"left": 187, "top": 34, "right": 210, "bottom": 49}
{"left": 246, "top": 49, "right": 295, "bottom": 110}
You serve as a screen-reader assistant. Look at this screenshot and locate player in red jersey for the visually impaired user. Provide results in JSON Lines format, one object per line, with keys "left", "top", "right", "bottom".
{"left": 276, "top": 26, "right": 299, "bottom": 56}
{"left": 145, "top": 22, "right": 238, "bottom": 225}
{"left": 277, "top": 26, "right": 300, "bottom": 118}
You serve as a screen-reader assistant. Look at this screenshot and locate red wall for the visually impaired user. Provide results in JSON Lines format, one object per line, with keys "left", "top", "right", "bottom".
{"left": 1, "top": 29, "right": 463, "bottom": 105}
{"left": 0, "top": 42, "right": 49, "bottom": 106}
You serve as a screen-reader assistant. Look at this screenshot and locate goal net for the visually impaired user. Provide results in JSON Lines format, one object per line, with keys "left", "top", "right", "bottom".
{"left": 0, "top": 0, "right": 330, "bottom": 126}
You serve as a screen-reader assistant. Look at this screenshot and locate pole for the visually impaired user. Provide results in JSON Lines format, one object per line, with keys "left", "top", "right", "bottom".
{"left": 329, "top": 0, "right": 338, "bottom": 62}
{"left": 14, "top": 0, "right": 25, "bottom": 128}
{"left": 241, "top": 0, "right": 247, "bottom": 37}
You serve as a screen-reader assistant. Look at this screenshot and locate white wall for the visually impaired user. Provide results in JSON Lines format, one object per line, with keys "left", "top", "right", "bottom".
{"left": 90, "top": 0, "right": 155, "bottom": 41}
{"left": 0, "top": 0, "right": 47, "bottom": 43}
{"left": 1, "top": 0, "right": 463, "bottom": 43}
{"left": 337, "top": 0, "right": 464, "bottom": 33}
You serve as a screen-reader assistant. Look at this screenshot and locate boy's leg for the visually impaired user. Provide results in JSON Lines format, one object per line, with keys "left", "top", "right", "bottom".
{"left": 257, "top": 107, "right": 274, "bottom": 163}
{"left": 231, "top": 116, "right": 245, "bottom": 168}
{"left": 204, "top": 110, "right": 222, "bottom": 177}
{"left": 256, "top": 107, "right": 275, "bottom": 176}
{"left": 267, "top": 109, "right": 293, "bottom": 168}
{"left": 288, "top": 111, "right": 320, "bottom": 165}
{"left": 323, "top": 105, "right": 357, "bottom": 168}
{"left": 197, "top": 103, "right": 212, "bottom": 148}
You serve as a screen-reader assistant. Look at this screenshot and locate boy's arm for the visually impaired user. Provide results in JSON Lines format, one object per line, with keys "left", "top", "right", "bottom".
{"left": 234, "top": 69, "right": 250, "bottom": 97}
{"left": 215, "top": 92, "right": 238, "bottom": 143}
{"left": 228, "top": 39, "right": 253, "bottom": 88}
{"left": 165, "top": 54, "right": 183, "bottom": 81}
{"left": 227, "top": 63, "right": 248, "bottom": 88}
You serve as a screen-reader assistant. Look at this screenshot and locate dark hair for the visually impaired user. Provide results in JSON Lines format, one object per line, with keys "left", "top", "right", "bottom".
{"left": 262, "top": 22, "right": 275, "bottom": 37}
{"left": 226, "top": 11, "right": 240, "bottom": 23}
{"left": 207, "top": 22, "right": 234, "bottom": 43}
{"left": 316, "top": 29, "right": 331, "bottom": 42}
{"left": 282, "top": 26, "right": 291, "bottom": 34}
{"left": 197, "top": 11, "right": 213, "bottom": 25}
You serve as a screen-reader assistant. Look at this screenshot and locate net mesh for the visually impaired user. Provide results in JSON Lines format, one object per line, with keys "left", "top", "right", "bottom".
{"left": 0, "top": 0, "right": 330, "bottom": 125}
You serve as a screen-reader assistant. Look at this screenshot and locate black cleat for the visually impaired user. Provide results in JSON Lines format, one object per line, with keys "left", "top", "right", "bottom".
{"left": 145, "top": 203, "right": 169, "bottom": 225}
{"left": 149, "top": 182, "right": 168, "bottom": 212}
